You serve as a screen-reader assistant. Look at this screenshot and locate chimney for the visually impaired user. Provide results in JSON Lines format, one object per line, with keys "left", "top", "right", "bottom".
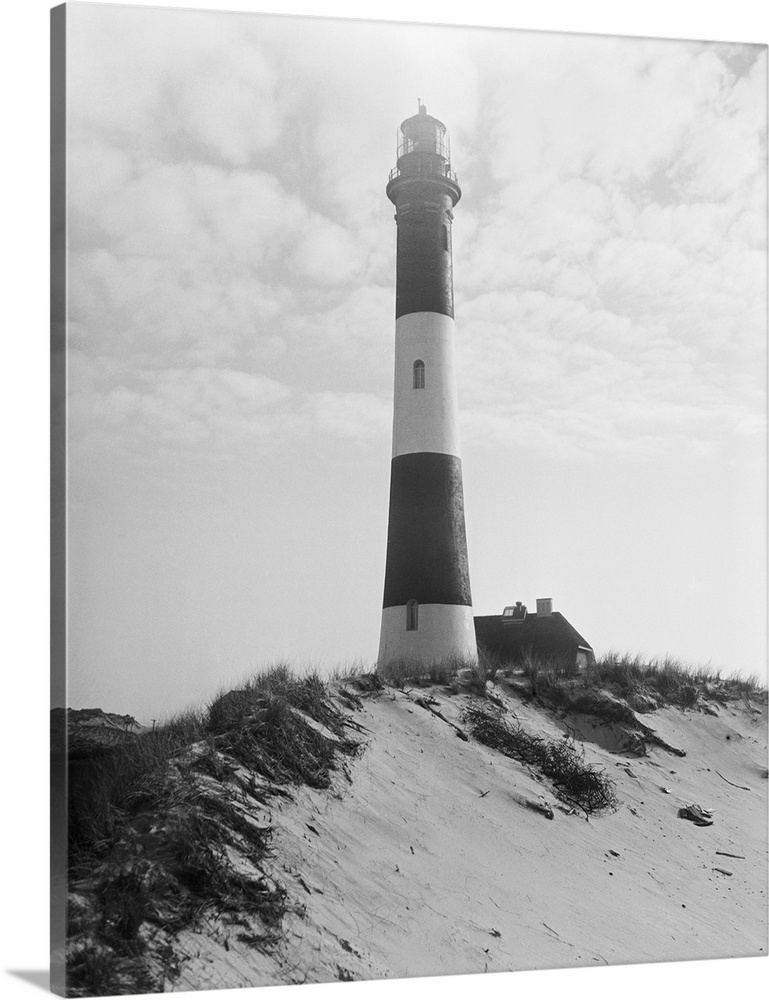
{"left": 536, "top": 597, "right": 553, "bottom": 617}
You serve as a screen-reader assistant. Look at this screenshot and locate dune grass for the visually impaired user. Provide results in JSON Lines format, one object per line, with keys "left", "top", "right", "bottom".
{"left": 481, "top": 649, "right": 765, "bottom": 761}
{"left": 513, "top": 649, "right": 766, "bottom": 711}
{"left": 376, "top": 650, "right": 499, "bottom": 694}
{"left": 65, "top": 665, "right": 358, "bottom": 998}
{"left": 376, "top": 656, "right": 463, "bottom": 689}
{"left": 206, "top": 665, "right": 360, "bottom": 788}
{"left": 335, "top": 646, "right": 766, "bottom": 717}
{"left": 66, "top": 705, "right": 209, "bottom": 867}
{"left": 590, "top": 652, "right": 765, "bottom": 707}
{"left": 463, "top": 703, "right": 618, "bottom": 814}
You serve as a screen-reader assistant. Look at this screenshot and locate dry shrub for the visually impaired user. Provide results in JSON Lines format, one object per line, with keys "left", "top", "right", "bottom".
{"left": 463, "top": 704, "right": 618, "bottom": 814}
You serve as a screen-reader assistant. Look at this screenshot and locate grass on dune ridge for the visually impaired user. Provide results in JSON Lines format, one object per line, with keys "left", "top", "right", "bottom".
{"left": 371, "top": 651, "right": 497, "bottom": 693}
{"left": 583, "top": 651, "right": 764, "bottom": 707}
{"left": 66, "top": 652, "right": 765, "bottom": 876}
{"left": 376, "top": 647, "right": 765, "bottom": 705}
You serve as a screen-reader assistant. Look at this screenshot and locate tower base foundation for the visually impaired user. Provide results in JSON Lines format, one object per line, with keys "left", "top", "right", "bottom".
{"left": 377, "top": 604, "right": 478, "bottom": 668}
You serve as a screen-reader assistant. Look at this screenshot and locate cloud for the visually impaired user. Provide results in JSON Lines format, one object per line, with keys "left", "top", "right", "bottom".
{"left": 669, "top": 49, "right": 767, "bottom": 201}
{"left": 64, "top": 8, "right": 765, "bottom": 471}
{"left": 67, "top": 3, "right": 282, "bottom": 167}
{"left": 67, "top": 153, "right": 378, "bottom": 368}
{"left": 292, "top": 219, "right": 362, "bottom": 286}
{"left": 310, "top": 391, "right": 391, "bottom": 443}
{"left": 285, "top": 285, "right": 394, "bottom": 391}
{"left": 68, "top": 354, "right": 390, "bottom": 459}
{"left": 447, "top": 40, "right": 766, "bottom": 460}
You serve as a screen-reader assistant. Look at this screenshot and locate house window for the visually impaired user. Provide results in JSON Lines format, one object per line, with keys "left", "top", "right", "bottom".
{"left": 406, "top": 600, "right": 419, "bottom": 631}
{"left": 413, "top": 360, "right": 425, "bottom": 389}
{"left": 502, "top": 602, "right": 527, "bottom": 625}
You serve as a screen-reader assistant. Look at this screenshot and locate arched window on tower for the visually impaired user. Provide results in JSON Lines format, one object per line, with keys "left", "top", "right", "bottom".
{"left": 406, "top": 600, "right": 419, "bottom": 631}
{"left": 413, "top": 360, "right": 425, "bottom": 389}
{"left": 441, "top": 224, "right": 449, "bottom": 251}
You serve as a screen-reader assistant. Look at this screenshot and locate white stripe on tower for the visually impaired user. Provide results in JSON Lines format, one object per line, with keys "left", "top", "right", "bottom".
{"left": 377, "top": 103, "right": 477, "bottom": 669}
{"left": 392, "top": 311, "right": 461, "bottom": 458}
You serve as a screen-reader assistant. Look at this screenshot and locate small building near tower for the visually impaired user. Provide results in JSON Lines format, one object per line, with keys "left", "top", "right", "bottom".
{"left": 474, "top": 598, "right": 594, "bottom": 671}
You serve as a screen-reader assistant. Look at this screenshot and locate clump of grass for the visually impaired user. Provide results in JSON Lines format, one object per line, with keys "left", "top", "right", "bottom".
{"left": 727, "top": 672, "right": 767, "bottom": 704}
{"left": 66, "top": 941, "right": 157, "bottom": 999}
{"left": 478, "top": 648, "right": 502, "bottom": 683}
{"left": 587, "top": 653, "right": 703, "bottom": 706}
{"left": 66, "top": 706, "right": 209, "bottom": 867}
{"left": 209, "top": 664, "right": 346, "bottom": 736}
{"left": 507, "top": 654, "right": 687, "bottom": 756}
{"left": 341, "top": 671, "right": 385, "bottom": 697}
{"left": 588, "top": 652, "right": 766, "bottom": 709}
{"left": 377, "top": 651, "right": 498, "bottom": 695}
{"left": 514, "top": 649, "right": 765, "bottom": 715}
{"left": 465, "top": 649, "right": 503, "bottom": 693}
{"left": 377, "top": 656, "right": 460, "bottom": 689}
{"left": 508, "top": 651, "right": 764, "bottom": 759}
{"left": 329, "top": 660, "right": 371, "bottom": 683}
{"left": 463, "top": 704, "right": 617, "bottom": 814}
{"left": 519, "top": 649, "right": 579, "bottom": 686}
{"left": 585, "top": 652, "right": 647, "bottom": 696}
{"left": 67, "top": 771, "right": 289, "bottom": 996}
{"left": 133, "top": 778, "right": 287, "bottom": 929}
{"left": 208, "top": 688, "right": 359, "bottom": 790}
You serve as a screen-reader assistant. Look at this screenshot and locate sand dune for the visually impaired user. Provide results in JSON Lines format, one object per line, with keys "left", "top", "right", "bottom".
{"left": 166, "top": 679, "right": 767, "bottom": 991}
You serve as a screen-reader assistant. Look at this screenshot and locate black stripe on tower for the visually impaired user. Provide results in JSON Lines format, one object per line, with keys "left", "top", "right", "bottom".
{"left": 393, "top": 181, "right": 455, "bottom": 320}
{"left": 382, "top": 452, "right": 472, "bottom": 608}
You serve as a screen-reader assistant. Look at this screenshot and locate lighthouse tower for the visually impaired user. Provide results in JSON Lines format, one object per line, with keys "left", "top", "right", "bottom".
{"left": 378, "top": 103, "right": 477, "bottom": 668}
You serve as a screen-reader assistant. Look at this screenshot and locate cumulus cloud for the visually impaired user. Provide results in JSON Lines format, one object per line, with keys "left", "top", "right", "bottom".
{"left": 67, "top": 3, "right": 282, "bottom": 166}
{"left": 449, "top": 36, "right": 766, "bottom": 459}
{"left": 68, "top": 353, "right": 390, "bottom": 458}
{"left": 65, "top": 6, "right": 765, "bottom": 471}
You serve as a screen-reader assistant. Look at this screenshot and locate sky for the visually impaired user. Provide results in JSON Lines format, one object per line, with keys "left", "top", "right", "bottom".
{"left": 61, "top": 1, "right": 767, "bottom": 722}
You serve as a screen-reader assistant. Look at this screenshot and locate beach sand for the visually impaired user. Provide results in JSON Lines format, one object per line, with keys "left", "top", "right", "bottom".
{"left": 167, "top": 680, "right": 767, "bottom": 991}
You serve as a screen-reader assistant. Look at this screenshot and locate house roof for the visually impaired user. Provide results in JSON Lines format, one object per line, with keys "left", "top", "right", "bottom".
{"left": 474, "top": 611, "right": 592, "bottom": 660}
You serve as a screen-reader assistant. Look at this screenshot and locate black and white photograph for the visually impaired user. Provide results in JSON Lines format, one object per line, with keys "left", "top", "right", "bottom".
{"left": 6, "top": 2, "right": 769, "bottom": 999}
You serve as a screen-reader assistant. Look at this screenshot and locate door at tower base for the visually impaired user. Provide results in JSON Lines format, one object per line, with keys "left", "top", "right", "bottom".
{"left": 378, "top": 603, "right": 478, "bottom": 666}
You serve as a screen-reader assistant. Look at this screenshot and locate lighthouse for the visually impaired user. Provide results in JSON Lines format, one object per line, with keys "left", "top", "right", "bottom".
{"left": 378, "top": 103, "right": 477, "bottom": 668}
